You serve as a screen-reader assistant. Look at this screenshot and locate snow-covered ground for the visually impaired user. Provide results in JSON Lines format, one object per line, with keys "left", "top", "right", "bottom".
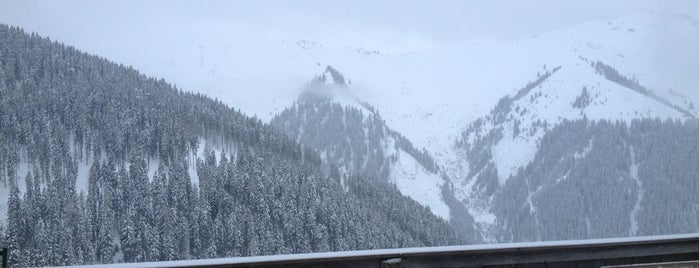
{"left": 188, "top": 137, "right": 237, "bottom": 187}
{"left": 389, "top": 149, "right": 450, "bottom": 221}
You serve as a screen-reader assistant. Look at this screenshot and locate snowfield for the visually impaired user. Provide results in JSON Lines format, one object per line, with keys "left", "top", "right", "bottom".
{"left": 389, "top": 149, "right": 450, "bottom": 221}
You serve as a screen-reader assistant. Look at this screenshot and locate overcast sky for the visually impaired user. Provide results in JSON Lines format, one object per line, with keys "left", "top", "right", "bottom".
{"left": 1, "top": 0, "right": 698, "bottom": 116}
{"left": 1, "top": 0, "right": 697, "bottom": 53}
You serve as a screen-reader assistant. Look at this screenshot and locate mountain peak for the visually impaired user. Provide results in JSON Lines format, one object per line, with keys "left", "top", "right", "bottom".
{"left": 316, "top": 65, "right": 347, "bottom": 86}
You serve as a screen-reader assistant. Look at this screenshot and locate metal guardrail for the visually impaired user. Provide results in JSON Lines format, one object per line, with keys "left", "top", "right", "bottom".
{"left": 602, "top": 260, "right": 699, "bottom": 267}
{"left": 58, "top": 234, "right": 699, "bottom": 268}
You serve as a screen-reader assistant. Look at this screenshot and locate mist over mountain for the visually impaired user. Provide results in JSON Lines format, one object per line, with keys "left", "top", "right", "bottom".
{"left": 0, "top": 6, "right": 698, "bottom": 268}
{"left": 269, "top": 70, "right": 479, "bottom": 242}
{"left": 0, "top": 25, "right": 462, "bottom": 267}
{"left": 263, "top": 14, "right": 699, "bottom": 239}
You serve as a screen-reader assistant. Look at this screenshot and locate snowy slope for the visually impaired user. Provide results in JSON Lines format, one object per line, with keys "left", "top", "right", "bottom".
{"left": 271, "top": 78, "right": 453, "bottom": 221}
{"left": 269, "top": 12, "right": 698, "bottom": 229}
{"left": 0, "top": 136, "right": 236, "bottom": 224}
{"left": 0, "top": 140, "right": 94, "bottom": 224}
{"left": 17, "top": 11, "right": 688, "bottom": 165}
{"left": 443, "top": 27, "right": 695, "bottom": 241}
{"left": 409, "top": 13, "right": 699, "bottom": 240}
{"left": 260, "top": 13, "right": 699, "bottom": 193}
{"left": 3, "top": 12, "right": 696, "bottom": 235}
{"left": 468, "top": 61, "right": 685, "bottom": 184}
{"left": 34, "top": 12, "right": 692, "bottom": 175}
{"left": 450, "top": 59, "right": 688, "bottom": 231}
{"left": 389, "top": 149, "right": 450, "bottom": 220}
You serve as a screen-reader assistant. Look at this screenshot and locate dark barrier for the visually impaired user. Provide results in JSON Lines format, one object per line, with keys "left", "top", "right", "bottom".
{"left": 53, "top": 234, "right": 699, "bottom": 268}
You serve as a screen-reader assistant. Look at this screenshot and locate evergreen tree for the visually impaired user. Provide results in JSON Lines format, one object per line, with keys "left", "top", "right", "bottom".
{"left": 0, "top": 24, "right": 467, "bottom": 266}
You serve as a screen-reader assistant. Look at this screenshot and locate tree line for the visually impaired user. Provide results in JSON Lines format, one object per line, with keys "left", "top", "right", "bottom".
{"left": 0, "top": 24, "right": 465, "bottom": 267}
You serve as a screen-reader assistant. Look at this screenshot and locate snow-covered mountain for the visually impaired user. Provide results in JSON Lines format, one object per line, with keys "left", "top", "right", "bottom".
{"left": 0, "top": 25, "right": 469, "bottom": 266}
{"left": 450, "top": 57, "right": 695, "bottom": 240}
{"left": 269, "top": 68, "right": 479, "bottom": 242}
{"left": 2, "top": 10, "right": 698, "bottom": 253}
{"left": 129, "top": 11, "right": 697, "bottom": 179}
{"left": 261, "top": 12, "right": 699, "bottom": 242}
{"left": 489, "top": 118, "right": 699, "bottom": 242}
{"left": 53, "top": 13, "right": 695, "bottom": 176}
{"left": 362, "top": 12, "right": 698, "bottom": 177}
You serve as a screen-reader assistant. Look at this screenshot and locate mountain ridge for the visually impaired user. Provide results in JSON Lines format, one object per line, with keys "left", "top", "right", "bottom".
{"left": 0, "top": 24, "right": 465, "bottom": 266}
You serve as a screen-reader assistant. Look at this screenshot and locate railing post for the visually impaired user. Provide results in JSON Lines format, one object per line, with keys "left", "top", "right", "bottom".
{"left": 1, "top": 247, "right": 7, "bottom": 268}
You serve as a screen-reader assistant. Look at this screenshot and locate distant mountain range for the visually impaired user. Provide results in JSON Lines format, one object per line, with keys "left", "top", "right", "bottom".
{"left": 261, "top": 12, "right": 699, "bottom": 242}
{"left": 0, "top": 11, "right": 698, "bottom": 267}
{"left": 0, "top": 25, "right": 462, "bottom": 267}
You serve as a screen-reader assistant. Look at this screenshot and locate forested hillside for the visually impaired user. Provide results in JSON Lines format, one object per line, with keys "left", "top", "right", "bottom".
{"left": 2, "top": 10, "right": 699, "bottom": 268}
{"left": 494, "top": 118, "right": 699, "bottom": 241}
{"left": 270, "top": 77, "right": 479, "bottom": 242}
{"left": 270, "top": 75, "right": 439, "bottom": 181}
{"left": 449, "top": 51, "right": 698, "bottom": 241}
{"left": 0, "top": 25, "right": 464, "bottom": 267}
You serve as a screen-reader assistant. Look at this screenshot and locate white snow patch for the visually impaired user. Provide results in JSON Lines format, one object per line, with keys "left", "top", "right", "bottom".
{"left": 0, "top": 179, "right": 10, "bottom": 224}
{"left": 389, "top": 149, "right": 450, "bottom": 221}
{"left": 188, "top": 137, "right": 238, "bottom": 187}
{"left": 0, "top": 148, "right": 32, "bottom": 224}
{"left": 470, "top": 207, "right": 497, "bottom": 225}
{"left": 575, "top": 138, "right": 594, "bottom": 160}
{"left": 491, "top": 124, "right": 541, "bottom": 185}
{"left": 147, "top": 157, "right": 161, "bottom": 182}
{"left": 323, "top": 86, "right": 377, "bottom": 120}
{"left": 75, "top": 154, "right": 93, "bottom": 194}
{"left": 555, "top": 170, "right": 572, "bottom": 184}
{"left": 187, "top": 150, "right": 200, "bottom": 187}
{"left": 384, "top": 136, "right": 398, "bottom": 158}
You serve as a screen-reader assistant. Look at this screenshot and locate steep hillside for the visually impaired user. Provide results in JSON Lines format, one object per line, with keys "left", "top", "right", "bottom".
{"left": 0, "top": 10, "right": 697, "bottom": 267}
{"left": 494, "top": 118, "right": 699, "bottom": 242}
{"left": 269, "top": 68, "right": 479, "bottom": 242}
{"left": 0, "top": 25, "right": 465, "bottom": 267}
{"left": 451, "top": 57, "right": 693, "bottom": 240}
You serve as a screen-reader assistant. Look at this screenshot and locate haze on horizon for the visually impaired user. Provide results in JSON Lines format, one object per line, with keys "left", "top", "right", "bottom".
{"left": 1, "top": 0, "right": 697, "bottom": 119}
{"left": 2, "top": 1, "right": 697, "bottom": 51}
{"left": 1, "top": 3, "right": 699, "bottom": 265}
